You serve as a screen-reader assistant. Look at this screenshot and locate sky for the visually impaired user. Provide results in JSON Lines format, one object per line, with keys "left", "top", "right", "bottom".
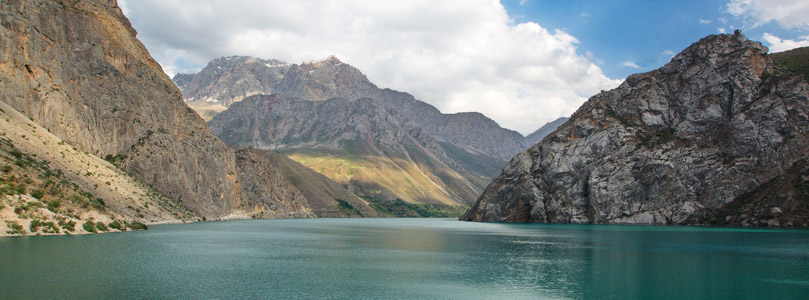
{"left": 120, "top": 0, "right": 809, "bottom": 135}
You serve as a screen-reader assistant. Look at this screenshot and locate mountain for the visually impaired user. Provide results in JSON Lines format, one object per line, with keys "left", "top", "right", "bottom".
{"left": 175, "top": 56, "right": 290, "bottom": 121}
{"left": 0, "top": 0, "right": 373, "bottom": 234}
{"left": 208, "top": 95, "right": 483, "bottom": 206}
{"left": 524, "top": 117, "right": 569, "bottom": 146}
{"left": 178, "top": 56, "right": 569, "bottom": 191}
{"left": 462, "top": 31, "right": 809, "bottom": 227}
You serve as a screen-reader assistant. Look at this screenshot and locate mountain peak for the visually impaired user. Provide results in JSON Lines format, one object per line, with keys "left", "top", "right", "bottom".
{"left": 659, "top": 31, "right": 770, "bottom": 80}
{"left": 305, "top": 55, "right": 343, "bottom": 67}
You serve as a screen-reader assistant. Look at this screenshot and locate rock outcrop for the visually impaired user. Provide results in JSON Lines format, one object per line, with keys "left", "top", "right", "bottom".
{"left": 462, "top": 32, "right": 809, "bottom": 226}
{"left": 0, "top": 0, "right": 336, "bottom": 221}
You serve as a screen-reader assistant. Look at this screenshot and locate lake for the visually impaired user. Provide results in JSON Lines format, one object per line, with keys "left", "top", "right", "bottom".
{"left": 1, "top": 218, "right": 808, "bottom": 299}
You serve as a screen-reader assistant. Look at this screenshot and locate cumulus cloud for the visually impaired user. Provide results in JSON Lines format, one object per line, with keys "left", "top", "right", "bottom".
{"left": 699, "top": 19, "right": 713, "bottom": 24}
{"left": 121, "top": 0, "right": 620, "bottom": 135}
{"left": 725, "top": 0, "right": 809, "bottom": 29}
{"left": 761, "top": 33, "right": 809, "bottom": 53}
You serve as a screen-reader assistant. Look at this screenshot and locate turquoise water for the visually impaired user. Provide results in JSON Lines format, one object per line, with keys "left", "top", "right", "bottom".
{"left": 1, "top": 218, "right": 808, "bottom": 299}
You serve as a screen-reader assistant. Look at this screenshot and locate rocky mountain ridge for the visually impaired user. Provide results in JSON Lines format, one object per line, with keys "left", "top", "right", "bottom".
{"left": 462, "top": 31, "right": 809, "bottom": 227}
{"left": 175, "top": 55, "right": 565, "bottom": 162}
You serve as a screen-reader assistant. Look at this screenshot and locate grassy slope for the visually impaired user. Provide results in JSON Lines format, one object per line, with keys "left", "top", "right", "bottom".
{"left": 284, "top": 148, "right": 469, "bottom": 217}
{"left": 260, "top": 150, "right": 382, "bottom": 218}
{"left": 770, "top": 46, "right": 809, "bottom": 81}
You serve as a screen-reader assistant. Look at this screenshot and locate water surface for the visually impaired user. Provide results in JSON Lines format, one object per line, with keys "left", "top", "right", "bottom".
{"left": 1, "top": 218, "right": 808, "bottom": 299}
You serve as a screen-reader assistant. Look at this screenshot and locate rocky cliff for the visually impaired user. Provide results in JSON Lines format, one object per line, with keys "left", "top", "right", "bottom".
{"left": 209, "top": 94, "right": 483, "bottom": 205}
{"left": 462, "top": 31, "right": 809, "bottom": 227}
{"left": 0, "top": 0, "right": 332, "bottom": 221}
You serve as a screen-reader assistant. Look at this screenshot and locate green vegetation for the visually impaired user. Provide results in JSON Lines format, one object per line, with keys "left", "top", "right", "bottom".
{"left": 82, "top": 221, "right": 97, "bottom": 233}
{"left": 42, "top": 221, "right": 60, "bottom": 234}
{"left": 335, "top": 198, "right": 363, "bottom": 216}
{"left": 771, "top": 46, "right": 809, "bottom": 81}
{"left": 30, "top": 189, "right": 45, "bottom": 200}
{"left": 6, "top": 221, "right": 24, "bottom": 235}
{"left": 15, "top": 184, "right": 26, "bottom": 195}
{"left": 108, "top": 221, "right": 124, "bottom": 231}
{"left": 59, "top": 219, "right": 76, "bottom": 232}
{"left": 103, "top": 154, "right": 126, "bottom": 168}
{"left": 127, "top": 221, "right": 148, "bottom": 230}
{"left": 95, "top": 222, "right": 108, "bottom": 232}
{"left": 47, "top": 199, "right": 61, "bottom": 213}
{"left": 29, "top": 219, "right": 43, "bottom": 232}
{"left": 368, "top": 198, "right": 468, "bottom": 218}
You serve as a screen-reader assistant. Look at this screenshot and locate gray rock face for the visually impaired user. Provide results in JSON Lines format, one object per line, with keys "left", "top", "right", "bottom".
{"left": 0, "top": 0, "right": 327, "bottom": 219}
{"left": 273, "top": 57, "right": 531, "bottom": 161}
{"left": 174, "top": 56, "right": 289, "bottom": 107}
{"left": 462, "top": 32, "right": 809, "bottom": 226}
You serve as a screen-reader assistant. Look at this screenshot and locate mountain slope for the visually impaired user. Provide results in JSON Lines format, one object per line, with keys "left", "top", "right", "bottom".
{"left": 208, "top": 95, "right": 482, "bottom": 206}
{"left": 0, "top": 0, "right": 343, "bottom": 222}
{"left": 1, "top": 101, "right": 191, "bottom": 236}
{"left": 256, "top": 149, "right": 382, "bottom": 217}
{"left": 462, "top": 31, "right": 809, "bottom": 226}
{"left": 771, "top": 46, "right": 809, "bottom": 81}
{"left": 524, "top": 117, "right": 569, "bottom": 146}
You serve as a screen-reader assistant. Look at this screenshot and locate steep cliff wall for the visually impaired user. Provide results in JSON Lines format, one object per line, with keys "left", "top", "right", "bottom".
{"left": 462, "top": 32, "right": 809, "bottom": 226}
{"left": 0, "top": 0, "right": 316, "bottom": 219}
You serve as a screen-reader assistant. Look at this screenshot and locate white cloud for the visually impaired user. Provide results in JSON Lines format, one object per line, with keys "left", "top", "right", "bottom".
{"left": 581, "top": 12, "right": 591, "bottom": 17}
{"left": 585, "top": 51, "right": 604, "bottom": 65}
{"left": 122, "top": 0, "right": 620, "bottom": 135}
{"left": 699, "top": 19, "right": 712, "bottom": 24}
{"left": 725, "top": 0, "right": 809, "bottom": 29}
{"left": 621, "top": 61, "right": 641, "bottom": 69}
{"left": 519, "top": 0, "right": 529, "bottom": 6}
{"left": 718, "top": 27, "right": 727, "bottom": 33}
{"left": 761, "top": 33, "right": 809, "bottom": 52}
